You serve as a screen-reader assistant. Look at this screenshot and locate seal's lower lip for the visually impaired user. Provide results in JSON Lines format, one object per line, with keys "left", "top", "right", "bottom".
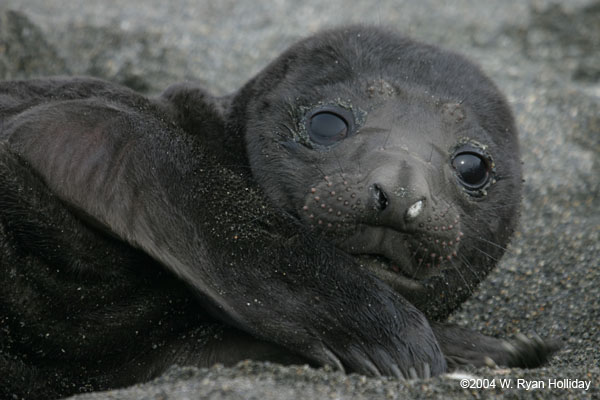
{"left": 355, "top": 254, "right": 425, "bottom": 293}
{"left": 356, "top": 254, "right": 408, "bottom": 275}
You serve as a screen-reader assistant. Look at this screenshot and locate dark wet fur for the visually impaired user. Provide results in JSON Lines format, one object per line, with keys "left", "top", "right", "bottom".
{"left": 0, "top": 26, "right": 557, "bottom": 399}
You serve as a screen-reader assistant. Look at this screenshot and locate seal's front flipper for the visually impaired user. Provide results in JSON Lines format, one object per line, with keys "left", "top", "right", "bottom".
{"left": 431, "top": 322, "right": 561, "bottom": 369}
{"left": 0, "top": 142, "right": 151, "bottom": 274}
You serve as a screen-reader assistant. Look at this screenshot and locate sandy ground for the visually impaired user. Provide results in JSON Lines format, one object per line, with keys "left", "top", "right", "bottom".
{"left": 1, "top": 0, "right": 598, "bottom": 398}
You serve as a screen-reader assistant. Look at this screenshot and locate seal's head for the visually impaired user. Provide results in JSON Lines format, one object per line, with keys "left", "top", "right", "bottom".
{"left": 235, "top": 26, "right": 522, "bottom": 320}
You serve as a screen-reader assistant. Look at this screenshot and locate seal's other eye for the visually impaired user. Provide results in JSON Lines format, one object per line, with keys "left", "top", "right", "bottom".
{"left": 308, "top": 111, "right": 349, "bottom": 146}
{"left": 452, "top": 152, "right": 489, "bottom": 189}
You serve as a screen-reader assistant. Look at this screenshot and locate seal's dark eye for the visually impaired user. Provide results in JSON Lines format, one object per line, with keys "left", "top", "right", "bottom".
{"left": 308, "top": 112, "right": 349, "bottom": 146}
{"left": 452, "top": 153, "right": 489, "bottom": 189}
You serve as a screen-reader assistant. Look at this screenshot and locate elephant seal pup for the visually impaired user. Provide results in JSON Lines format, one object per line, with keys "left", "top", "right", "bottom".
{"left": 0, "top": 26, "right": 557, "bottom": 399}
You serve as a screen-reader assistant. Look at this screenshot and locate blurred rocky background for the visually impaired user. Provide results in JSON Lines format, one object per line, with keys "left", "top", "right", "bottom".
{"left": 1, "top": 0, "right": 598, "bottom": 399}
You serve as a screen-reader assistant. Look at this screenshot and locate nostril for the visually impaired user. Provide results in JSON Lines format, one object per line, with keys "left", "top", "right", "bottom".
{"left": 405, "top": 199, "right": 425, "bottom": 221}
{"left": 371, "top": 183, "right": 389, "bottom": 211}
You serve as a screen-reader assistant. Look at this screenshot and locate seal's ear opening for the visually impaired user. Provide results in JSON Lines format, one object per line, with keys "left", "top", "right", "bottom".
{"left": 160, "top": 82, "right": 250, "bottom": 168}
{"left": 161, "top": 82, "right": 228, "bottom": 136}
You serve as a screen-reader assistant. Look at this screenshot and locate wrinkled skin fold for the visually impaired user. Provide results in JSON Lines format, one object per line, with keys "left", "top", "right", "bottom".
{"left": 0, "top": 26, "right": 557, "bottom": 399}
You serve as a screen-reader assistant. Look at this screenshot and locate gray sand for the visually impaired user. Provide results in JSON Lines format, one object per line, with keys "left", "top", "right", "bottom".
{"left": 1, "top": 0, "right": 598, "bottom": 398}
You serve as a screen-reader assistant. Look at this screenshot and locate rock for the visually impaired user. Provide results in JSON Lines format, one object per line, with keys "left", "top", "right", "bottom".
{"left": 0, "top": 9, "right": 69, "bottom": 79}
{"left": 50, "top": 22, "right": 194, "bottom": 94}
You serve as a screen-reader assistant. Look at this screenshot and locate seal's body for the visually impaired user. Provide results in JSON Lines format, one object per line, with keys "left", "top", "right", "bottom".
{"left": 0, "top": 27, "right": 555, "bottom": 399}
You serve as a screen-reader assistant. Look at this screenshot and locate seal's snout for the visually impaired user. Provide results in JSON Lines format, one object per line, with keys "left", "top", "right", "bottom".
{"left": 301, "top": 167, "right": 463, "bottom": 275}
{"left": 369, "top": 182, "right": 425, "bottom": 222}
{"left": 365, "top": 167, "right": 431, "bottom": 231}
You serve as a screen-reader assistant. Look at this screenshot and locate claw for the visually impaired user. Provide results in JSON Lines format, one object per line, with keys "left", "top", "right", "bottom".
{"left": 408, "top": 367, "right": 418, "bottom": 380}
{"left": 531, "top": 333, "right": 544, "bottom": 345}
{"left": 515, "top": 332, "right": 529, "bottom": 344}
{"left": 422, "top": 363, "right": 431, "bottom": 379}
{"left": 390, "top": 364, "right": 404, "bottom": 380}
{"left": 323, "top": 347, "right": 345, "bottom": 373}
{"left": 501, "top": 339, "right": 518, "bottom": 355}
{"left": 483, "top": 356, "right": 497, "bottom": 368}
{"left": 363, "top": 359, "right": 381, "bottom": 377}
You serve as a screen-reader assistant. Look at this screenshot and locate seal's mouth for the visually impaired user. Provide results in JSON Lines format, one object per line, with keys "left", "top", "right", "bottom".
{"left": 355, "top": 254, "right": 426, "bottom": 294}
{"left": 357, "top": 254, "right": 410, "bottom": 276}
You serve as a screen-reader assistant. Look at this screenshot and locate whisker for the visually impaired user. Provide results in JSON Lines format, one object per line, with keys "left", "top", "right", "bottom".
{"left": 409, "top": 242, "right": 426, "bottom": 280}
{"left": 461, "top": 242, "right": 501, "bottom": 263}
{"left": 331, "top": 148, "right": 347, "bottom": 181}
{"left": 448, "top": 257, "right": 475, "bottom": 296}
{"left": 455, "top": 251, "right": 484, "bottom": 282}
